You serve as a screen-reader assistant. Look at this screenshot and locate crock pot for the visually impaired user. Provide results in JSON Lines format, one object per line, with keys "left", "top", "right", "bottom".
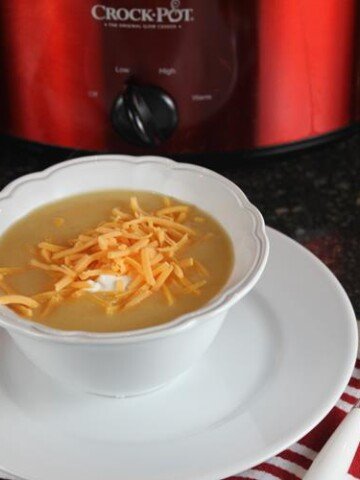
{"left": 0, "top": 0, "right": 359, "bottom": 154}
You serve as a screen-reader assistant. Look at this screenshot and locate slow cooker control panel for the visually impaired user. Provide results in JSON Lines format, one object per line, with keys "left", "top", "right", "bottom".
{"left": 111, "top": 84, "right": 178, "bottom": 147}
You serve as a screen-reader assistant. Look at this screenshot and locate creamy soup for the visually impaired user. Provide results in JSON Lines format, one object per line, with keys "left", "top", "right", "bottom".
{"left": 0, "top": 191, "right": 233, "bottom": 332}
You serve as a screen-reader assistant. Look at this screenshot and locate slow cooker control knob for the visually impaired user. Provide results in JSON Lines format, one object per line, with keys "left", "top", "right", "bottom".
{"left": 111, "top": 84, "right": 178, "bottom": 147}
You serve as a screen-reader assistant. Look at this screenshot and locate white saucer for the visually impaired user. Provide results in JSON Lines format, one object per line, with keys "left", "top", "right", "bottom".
{"left": 0, "top": 228, "right": 356, "bottom": 480}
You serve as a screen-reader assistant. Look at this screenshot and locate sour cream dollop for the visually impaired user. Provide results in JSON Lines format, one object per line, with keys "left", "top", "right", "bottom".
{"left": 86, "top": 274, "right": 131, "bottom": 293}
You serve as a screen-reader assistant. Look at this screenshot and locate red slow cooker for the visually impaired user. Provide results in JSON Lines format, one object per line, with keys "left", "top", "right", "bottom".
{"left": 0, "top": 0, "right": 359, "bottom": 154}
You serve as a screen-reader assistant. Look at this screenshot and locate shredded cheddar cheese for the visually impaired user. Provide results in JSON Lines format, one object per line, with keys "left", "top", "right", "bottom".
{"left": 177, "top": 211, "right": 187, "bottom": 223}
{"left": 0, "top": 295, "right": 39, "bottom": 309}
{"left": 141, "top": 247, "right": 155, "bottom": 286}
{"left": 0, "top": 267, "right": 22, "bottom": 275}
{"left": 0, "top": 196, "right": 213, "bottom": 319}
{"left": 162, "top": 284, "right": 174, "bottom": 306}
{"left": 156, "top": 205, "right": 189, "bottom": 216}
{"left": 178, "top": 257, "right": 194, "bottom": 268}
{"left": 14, "top": 304, "right": 33, "bottom": 318}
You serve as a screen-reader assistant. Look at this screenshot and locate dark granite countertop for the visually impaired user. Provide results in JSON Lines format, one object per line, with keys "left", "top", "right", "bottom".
{"left": 0, "top": 132, "right": 359, "bottom": 316}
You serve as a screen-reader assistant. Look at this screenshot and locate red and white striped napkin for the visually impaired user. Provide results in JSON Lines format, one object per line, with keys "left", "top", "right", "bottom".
{"left": 226, "top": 345, "right": 360, "bottom": 480}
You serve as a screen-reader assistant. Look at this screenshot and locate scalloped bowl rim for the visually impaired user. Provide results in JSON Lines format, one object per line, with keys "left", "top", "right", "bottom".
{"left": 0, "top": 155, "right": 269, "bottom": 344}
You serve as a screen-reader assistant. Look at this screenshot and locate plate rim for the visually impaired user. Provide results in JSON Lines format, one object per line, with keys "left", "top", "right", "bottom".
{"left": 201, "top": 227, "right": 358, "bottom": 480}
